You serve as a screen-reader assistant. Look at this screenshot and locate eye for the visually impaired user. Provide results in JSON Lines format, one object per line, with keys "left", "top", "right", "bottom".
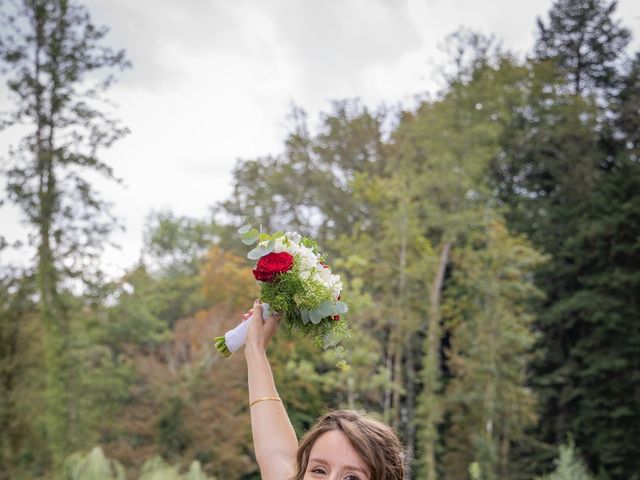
{"left": 345, "top": 476, "right": 361, "bottom": 480}
{"left": 311, "top": 467, "right": 327, "bottom": 475}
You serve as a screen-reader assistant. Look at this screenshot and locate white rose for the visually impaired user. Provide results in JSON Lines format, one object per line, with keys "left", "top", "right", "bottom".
{"left": 318, "top": 267, "right": 333, "bottom": 285}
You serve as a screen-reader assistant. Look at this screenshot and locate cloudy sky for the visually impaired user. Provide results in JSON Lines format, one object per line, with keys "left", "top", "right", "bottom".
{"left": 2, "top": 0, "right": 640, "bottom": 277}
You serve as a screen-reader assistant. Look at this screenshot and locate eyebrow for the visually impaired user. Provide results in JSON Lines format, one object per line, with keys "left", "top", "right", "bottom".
{"left": 308, "top": 458, "right": 369, "bottom": 475}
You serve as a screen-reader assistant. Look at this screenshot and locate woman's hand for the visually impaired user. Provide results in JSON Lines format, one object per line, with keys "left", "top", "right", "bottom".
{"left": 245, "top": 300, "right": 282, "bottom": 354}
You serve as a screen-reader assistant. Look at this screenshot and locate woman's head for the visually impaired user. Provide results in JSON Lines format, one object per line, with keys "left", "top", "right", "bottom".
{"left": 293, "top": 410, "right": 405, "bottom": 480}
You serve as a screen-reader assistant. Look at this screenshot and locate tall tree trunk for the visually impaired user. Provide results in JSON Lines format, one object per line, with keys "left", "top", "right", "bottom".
{"left": 37, "top": 152, "right": 70, "bottom": 474}
{"left": 421, "top": 241, "right": 450, "bottom": 480}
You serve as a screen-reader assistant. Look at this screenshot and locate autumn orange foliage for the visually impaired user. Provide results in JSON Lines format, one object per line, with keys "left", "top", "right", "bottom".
{"left": 104, "top": 304, "right": 258, "bottom": 477}
{"left": 200, "top": 246, "right": 259, "bottom": 312}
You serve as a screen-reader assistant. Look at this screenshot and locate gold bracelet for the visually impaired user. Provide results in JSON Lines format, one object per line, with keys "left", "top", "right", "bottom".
{"left": 249, "top": 396, "right": 282, "bottom": 408}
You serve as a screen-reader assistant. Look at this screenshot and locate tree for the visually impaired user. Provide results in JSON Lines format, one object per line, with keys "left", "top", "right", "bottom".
{"left": 495, "top": 5, "right": 639, "bottom": 477}
{"left": 535, "top": 0, "right": 630, "bottom": 96}
{"left": 441, "top": 218, "right": 546, "bottom": 480}
{"left": 143, "top": 211, "right": 222, "bottom": 276}
{"left": 200, "top": 245, "right": 259, "bottom": 312}
{"left": 64, "top": 447, "right": 126, "bottom": 480}
{"left": 537, "top": 440, "right": 594, "bottom": 480}
{"left": 394, "top": 40, "right": 522, "bottom": 479}
{"left": 0, "top": 0, "right": 129, "bottom": 472}
{"left": 0, "top": 266, "right": 45, "bottom": 479}
{"left": 217, "top": 100, "right": 388, "bottom": 249}
{"left": 532, "top": 158, "right": 640, "bottom": 479}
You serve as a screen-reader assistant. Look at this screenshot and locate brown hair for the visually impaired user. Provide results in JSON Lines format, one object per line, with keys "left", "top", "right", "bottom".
{"left": 292, "top": 410, "right": 405, "bottom": 480}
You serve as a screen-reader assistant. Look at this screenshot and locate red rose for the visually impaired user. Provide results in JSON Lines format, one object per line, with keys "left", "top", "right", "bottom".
{"left": 252, "top": 252, "right": 294, "bottom": 283}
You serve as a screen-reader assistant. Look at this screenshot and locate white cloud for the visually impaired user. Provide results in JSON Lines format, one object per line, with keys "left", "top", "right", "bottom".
{"left": 1, "top": 0, "right": 639, "bottom": 278}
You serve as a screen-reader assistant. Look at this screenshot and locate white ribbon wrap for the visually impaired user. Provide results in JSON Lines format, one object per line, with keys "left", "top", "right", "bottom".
{"left": 223, "top": 303, "right": 274, "bottom": 353}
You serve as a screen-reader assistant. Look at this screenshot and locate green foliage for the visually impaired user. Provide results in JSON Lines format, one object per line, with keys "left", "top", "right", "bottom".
{"left": 532, "top": 159, "right": 640, "bottom": 479}
{"left": 488, "top": 4, "right": 640, "bottom": 477}
{"left": 537, "top": 440, "right": 594, "bottom": 480}
{"left": 260, "top": 259, "right": 349, "bottom": 352}
{"left": 0, "top": 0, "right": 130, "bottom": 473}
{"left": 143, "top": 211, "right": 221, "bottom": 275}
{"left": 440, "top": 218, "right": 547, "bottom": 480}
{"left": 64, "top": 447, "right": 126, "bottom": 480}
{"left": 535, "top": 0, "right": 630, "bottom": 95}
{"left": 1, "top": 1, "right": 638, "bottom": 478}
{"left": 63, "top": 449, "right": 215, "bottom": 480}
{"left": 157, "top": 398, "right": 191, "bottom": 458}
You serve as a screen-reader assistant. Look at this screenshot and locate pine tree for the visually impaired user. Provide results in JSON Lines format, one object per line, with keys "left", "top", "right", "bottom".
{"left": 535, "top": 0, "right": 630, "bottom": 96}
{"left": 494, "top": 4, "right": 639, "bottom": 477}
{"left": 0, "top": 1, "right": 129, "bottom": 473}
{"left": 537, "top": 440, "right": 594, "bottom": 480}
{"left": 533, "top": 155, "right": 640, "bottom": 479}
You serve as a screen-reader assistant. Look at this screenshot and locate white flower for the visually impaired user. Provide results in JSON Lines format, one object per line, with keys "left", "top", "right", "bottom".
{"left": 283, "top": 237, "right": 302, "bottom": 256}
{"left": 286, "top": 232, "right": 302, "bottom": 244}
{"left": 273, "top": 237, "right": 286, "bottom": 253}
{"left": 297, "top": 246, "right": 318, "bottom": 271}
{"left": 318, "top": 267, "right": 333, "bottom": 284}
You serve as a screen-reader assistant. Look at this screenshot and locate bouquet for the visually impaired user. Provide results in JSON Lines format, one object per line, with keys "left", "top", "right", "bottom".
{"left": 214, "top": 225, "right": 348, "bottom": 357}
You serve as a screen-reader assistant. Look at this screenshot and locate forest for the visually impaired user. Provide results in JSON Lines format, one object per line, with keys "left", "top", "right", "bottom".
{"left": 0, "top": 0, "right": 639, "bottom": 479}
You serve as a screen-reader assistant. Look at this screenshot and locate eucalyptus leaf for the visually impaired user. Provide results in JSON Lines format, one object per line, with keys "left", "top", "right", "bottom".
{"left": 241, "top": 236, "right": 258, "bottom": 245}
{"left": 272, "top": 231, "right": 285, "bottom": 238}
{"left": 309, "top": 310, "right": 323, "bottom": 324}
{"left": 316, "top": 301, "right": 335, "bottom": 317}
{"left": 247, "top": 246, "right": 269, "bottom": 260}
{"left": 334, "top": 301, "right": 349, "bottom": 314}
{"left": 237, "top": 224, "right": 252, "bottom": 234}
{"left": 242, "top": 228, "right": 259, "bottom": 238}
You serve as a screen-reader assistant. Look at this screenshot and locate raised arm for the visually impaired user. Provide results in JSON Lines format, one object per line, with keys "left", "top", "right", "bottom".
{"left": 245, "top": 300, "right": 298, "bottom": 480}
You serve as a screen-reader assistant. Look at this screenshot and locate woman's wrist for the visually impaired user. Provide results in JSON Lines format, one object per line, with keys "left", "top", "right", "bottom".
{"left": 245, "top": 342, "right": 268, "bottom": 359}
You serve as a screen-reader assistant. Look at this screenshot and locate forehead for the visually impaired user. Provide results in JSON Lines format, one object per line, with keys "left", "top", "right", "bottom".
{"left": 309, "top": 430, "right": 370, "bottom": 475}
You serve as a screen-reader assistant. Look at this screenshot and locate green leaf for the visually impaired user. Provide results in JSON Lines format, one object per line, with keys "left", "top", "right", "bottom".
{"left": 237, "top": 224, "right": 252, "bottom": 234}
{"left": 334, "top": 301, "right": 349, "bottom": 314}
{"left": 241, "top": 228, "right": 260, "bottom": 244}
{"left": 242, "top": 228, "right": 259, "bottom": 238}
{"left": 247, "top": 246, "right": 269, "bottom": 260}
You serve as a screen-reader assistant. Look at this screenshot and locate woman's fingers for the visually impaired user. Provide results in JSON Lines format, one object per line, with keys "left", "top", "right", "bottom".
{"left": 246, "top": 300, "right": 282, "bottom": 350}
{"left": 253, "top": 300, "right": 264, "bottom": 320}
